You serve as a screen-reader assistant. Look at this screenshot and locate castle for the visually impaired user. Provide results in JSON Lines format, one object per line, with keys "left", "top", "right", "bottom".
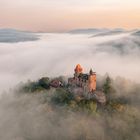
{"left": 68, "top": 64, "right": 96, "bottom": 94}
{"left": 45, "top": 64, "right": 105, "bottom": 104}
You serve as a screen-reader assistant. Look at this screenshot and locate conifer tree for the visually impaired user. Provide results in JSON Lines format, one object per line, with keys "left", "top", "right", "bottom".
{"left": 103, "top": 76, "right": 112, "bottom": 94}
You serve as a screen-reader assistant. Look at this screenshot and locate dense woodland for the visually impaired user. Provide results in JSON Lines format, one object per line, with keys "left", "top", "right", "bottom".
{"left": 16, "top": 75, "right": 140, "bottom": 114}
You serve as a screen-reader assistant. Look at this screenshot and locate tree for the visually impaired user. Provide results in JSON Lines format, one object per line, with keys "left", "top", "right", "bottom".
{"left": 38, "top": 77, "right": 50, "bottom": 89}
{"left": 103, "top": 76, "right": 112, "bottom": 95}
{"left": 51, "top": 88, "right": 73, "bottom": 105}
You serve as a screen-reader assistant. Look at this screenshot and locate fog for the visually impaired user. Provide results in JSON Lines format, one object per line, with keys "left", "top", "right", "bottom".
{"left": 0, "top": 31, "right": 140, "bottom": 140}
{"left": 0, "top": 81, "right": 139, "bottom": 140}
{"left": 0, "top": 31, "right": 140, "bottom": 92}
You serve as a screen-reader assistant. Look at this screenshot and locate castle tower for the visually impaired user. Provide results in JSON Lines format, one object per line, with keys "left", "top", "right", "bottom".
{"left": 88, "top": 69, "right": 96, "bottom": 92}
{"left": 74, "top": 64, "right": 83, "bottom": 76}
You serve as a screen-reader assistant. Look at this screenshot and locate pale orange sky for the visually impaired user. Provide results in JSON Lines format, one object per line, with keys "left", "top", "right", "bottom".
{"left": 0, "top": 0, "right": 140, "bottom": 32}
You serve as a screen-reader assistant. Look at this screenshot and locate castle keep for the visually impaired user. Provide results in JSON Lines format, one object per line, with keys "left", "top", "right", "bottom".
{"left": 68, "top": 64, "right": 96, "bottom": 94}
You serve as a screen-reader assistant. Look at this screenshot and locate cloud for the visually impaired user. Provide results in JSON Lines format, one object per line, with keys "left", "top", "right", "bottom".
{"left": 0, "top": 30, "right": 140, "bottom": 92}
{"left": 0, "top": 30, "right": 140, "bottom": 139}
{"left": 0, "top": 82, "right": 139, "bottom": 140}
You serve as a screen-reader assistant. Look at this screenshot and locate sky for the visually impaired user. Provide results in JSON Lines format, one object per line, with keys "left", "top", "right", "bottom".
{"left": 0, "top": 0, "right": 140, "bottom": 32}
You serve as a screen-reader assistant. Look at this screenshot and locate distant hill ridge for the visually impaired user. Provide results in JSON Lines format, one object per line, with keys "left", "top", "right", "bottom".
{"left": 0, "top": 28, "right": 39, "bottom": 43}
{"left": 68, "top": 28, "right": 125, "bottom": 34}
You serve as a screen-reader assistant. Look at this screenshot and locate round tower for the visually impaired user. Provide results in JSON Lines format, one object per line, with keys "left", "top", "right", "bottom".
{"left": 74, "top": 64, "right": 83, "bottom": 76}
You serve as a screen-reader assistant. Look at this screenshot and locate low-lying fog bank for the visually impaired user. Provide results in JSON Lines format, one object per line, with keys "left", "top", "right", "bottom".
{"left": 0, "top": 31, "right": 140, "bottom": 92}
{"left": 0, "top": 30, "right": 140, "bottom": 140}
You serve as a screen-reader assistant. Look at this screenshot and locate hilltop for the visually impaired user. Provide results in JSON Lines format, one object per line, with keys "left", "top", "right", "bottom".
{"left": 16, "top": 65, "right": 132, "bottom": 114}
{"left": 3, "top": 65, "right": 139, "bottom": 140}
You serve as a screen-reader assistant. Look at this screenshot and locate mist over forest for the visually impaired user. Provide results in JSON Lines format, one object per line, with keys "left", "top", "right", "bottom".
{"left": 0, "top": 29, "right": 140, "bottom": 92}
{"left": 0, "top": 29, "right": 140, "bottom": 140}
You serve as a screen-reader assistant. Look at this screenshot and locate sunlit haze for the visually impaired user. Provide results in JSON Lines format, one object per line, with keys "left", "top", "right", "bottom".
{"left": 0, "top": 0, "right": 140, "bottom": 32}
